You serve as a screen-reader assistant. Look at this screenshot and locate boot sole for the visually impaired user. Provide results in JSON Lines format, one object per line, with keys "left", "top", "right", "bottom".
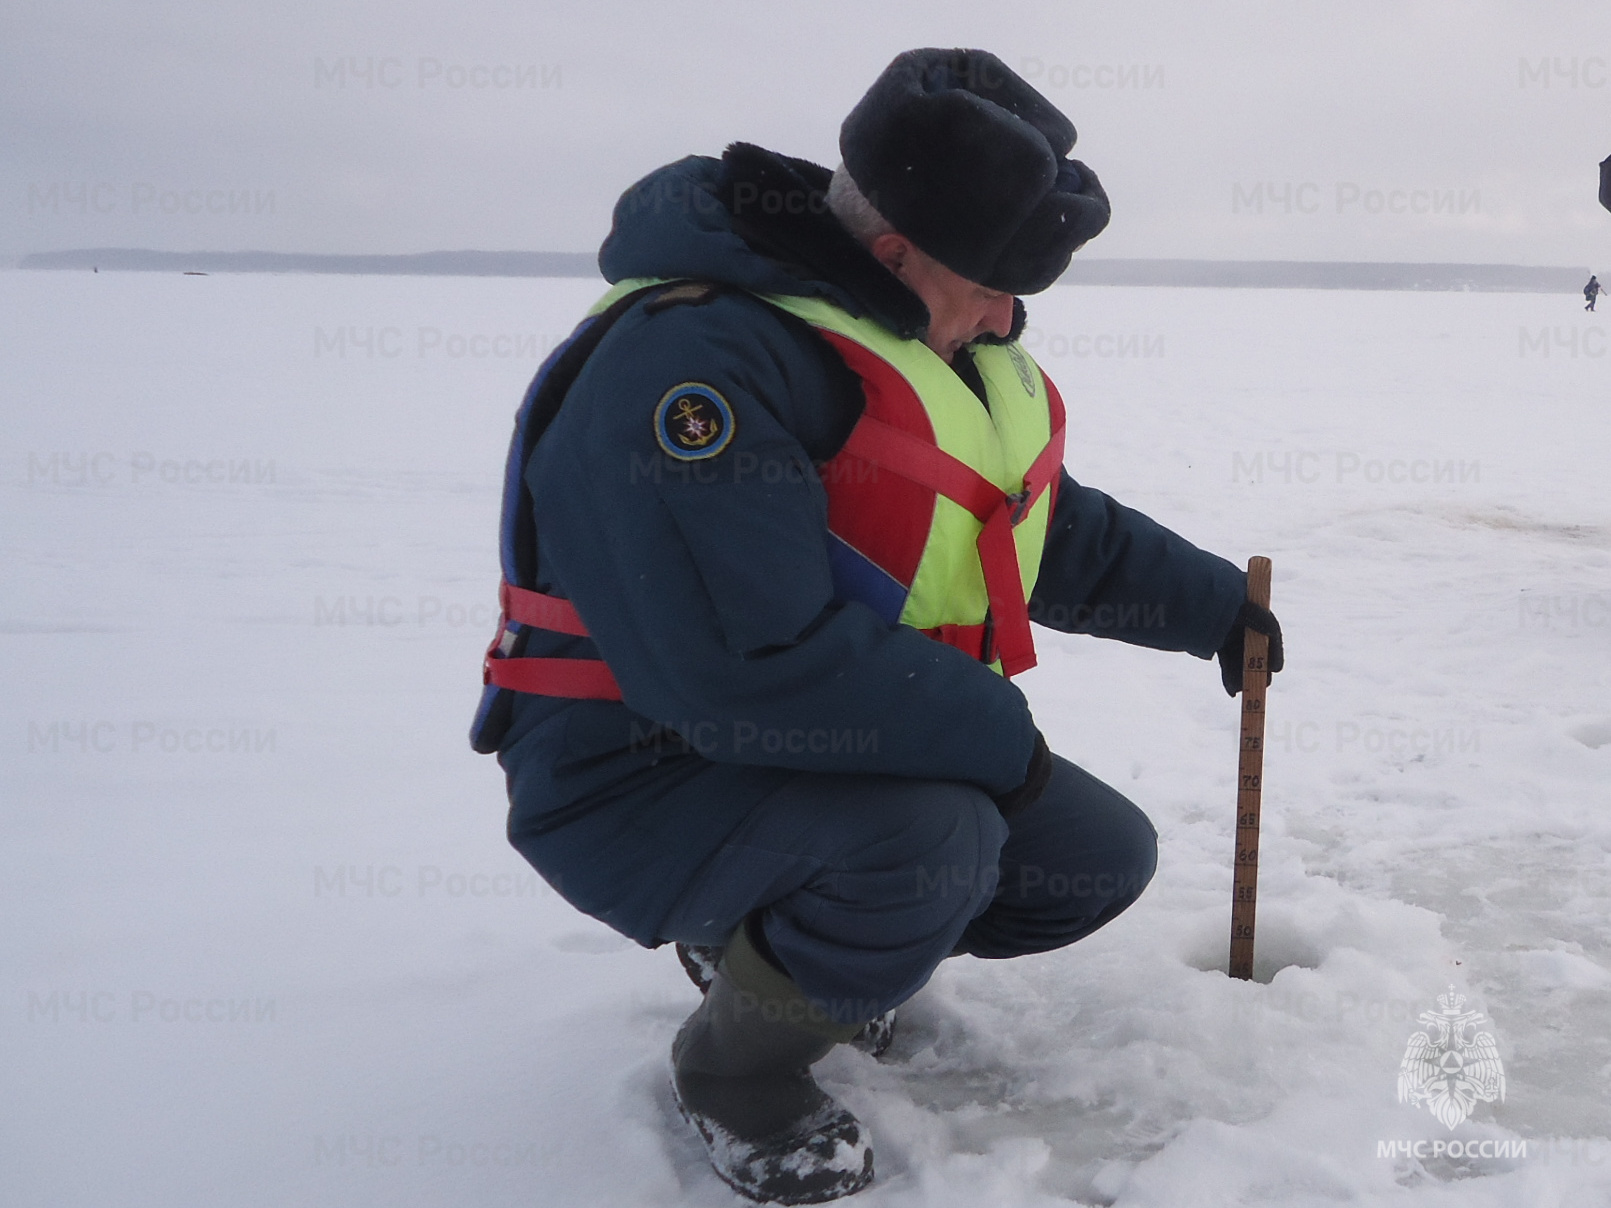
{"left": 670, "top": 1069, "right": 875, "bottom": 1205}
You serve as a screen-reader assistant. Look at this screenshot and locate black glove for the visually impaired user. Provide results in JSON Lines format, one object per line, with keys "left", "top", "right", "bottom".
{"left": 1216, "top": 601, "right": 1284, "bottom": 696}
{"left": 991, "top": 730, "right": 1053, "bottom": 819}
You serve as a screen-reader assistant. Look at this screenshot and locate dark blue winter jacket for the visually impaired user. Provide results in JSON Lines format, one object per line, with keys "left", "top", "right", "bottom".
{"left": 490, "top": 144, "right": 1245, "bottom": 943}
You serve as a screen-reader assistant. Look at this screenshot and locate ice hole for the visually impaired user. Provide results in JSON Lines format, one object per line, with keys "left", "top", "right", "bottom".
{"left": 1180, "top": 913, "right": 1325, "bottom": 983}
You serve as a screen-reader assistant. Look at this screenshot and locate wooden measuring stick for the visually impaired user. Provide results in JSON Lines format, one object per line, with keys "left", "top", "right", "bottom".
{"left": 1228, "top": 556, "right": 1273, "bottom": 981}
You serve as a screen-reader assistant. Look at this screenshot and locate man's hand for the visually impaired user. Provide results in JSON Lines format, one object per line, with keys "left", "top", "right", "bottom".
{"left": 1216, "top": 602, "right": 1284, "bottom": 696}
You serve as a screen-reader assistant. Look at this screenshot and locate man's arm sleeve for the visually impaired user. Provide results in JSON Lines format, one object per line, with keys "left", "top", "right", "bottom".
{"left": 1028, "top": 468, "right": 1246, "bottom": 657}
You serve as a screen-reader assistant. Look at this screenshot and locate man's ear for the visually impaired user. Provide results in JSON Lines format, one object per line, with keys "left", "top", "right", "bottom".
{"left": 867, "top": 232, "right": 910, "bottom": 277}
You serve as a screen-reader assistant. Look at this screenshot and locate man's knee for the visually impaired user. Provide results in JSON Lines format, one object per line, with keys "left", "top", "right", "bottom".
{"left": 755, "top": 779, "right": 1009, "bottom": 1013}
{"left": 958, "top": 762, "right": 1158, "bottom": 959}
{"left": 1068, "top": 785, "right": 1157, "bottom": 911}
{"left": 1103, "top": 794, "right": 1158, "bottom": 901}
{"left": 878, "top": 781, "right": 1007, "bottom": 914}
{"left": 748, "top": 772, "right": 1007, "bottom": 925}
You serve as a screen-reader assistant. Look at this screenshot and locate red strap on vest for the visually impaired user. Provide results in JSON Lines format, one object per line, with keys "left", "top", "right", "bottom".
{"left": 921, "top": 622, "right": 993, "bottom": 663}
{"left": 500, "top": 580, "right": 591, "bottom": 636}
{"left": 840, "top": 414, "right": 1065, "bottom": 677}
{"left": 484, "top": 653, "right": 622, "bottom": 699}
{"left": 482, "top": 582, "right": 624, "bottom": 700}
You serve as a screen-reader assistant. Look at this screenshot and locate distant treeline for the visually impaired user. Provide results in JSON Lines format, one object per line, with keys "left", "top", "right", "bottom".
{"left": 15, "top": 248, "right": 1592, "bottom": 293}
{"left": 18, "top": 249, "right": 600, "bottom": 277}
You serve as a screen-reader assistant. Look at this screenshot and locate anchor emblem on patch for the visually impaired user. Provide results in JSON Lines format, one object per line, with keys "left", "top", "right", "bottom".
{"left": 654, "top": 383, "right": 736, "bottom": 461}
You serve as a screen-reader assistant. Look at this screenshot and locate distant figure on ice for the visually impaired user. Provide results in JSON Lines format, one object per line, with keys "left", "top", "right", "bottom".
{"left": 1587, "top": 275, "right": 1601, "bottom": 312}
{"left": 469, "top": 48, "right": 1284, "bottom": 1203}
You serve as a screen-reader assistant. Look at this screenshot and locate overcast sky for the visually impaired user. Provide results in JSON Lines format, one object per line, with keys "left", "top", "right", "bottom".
{"left": 5, "top": 0, "right": 1609, "bottom": 266}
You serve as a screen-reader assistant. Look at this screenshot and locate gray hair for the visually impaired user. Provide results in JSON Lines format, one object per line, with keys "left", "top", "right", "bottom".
{"left": 827, "top": 164, "right": 896, "bottom": 246}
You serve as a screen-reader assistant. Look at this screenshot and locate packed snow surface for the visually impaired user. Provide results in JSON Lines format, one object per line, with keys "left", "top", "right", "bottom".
{"left": 3, "top": 271, "right": 1609, "bottom": 1206}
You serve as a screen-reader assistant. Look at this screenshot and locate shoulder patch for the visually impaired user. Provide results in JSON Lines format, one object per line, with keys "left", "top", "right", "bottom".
{"left": 655, "top": 382, "right": 736, "bottom": 460}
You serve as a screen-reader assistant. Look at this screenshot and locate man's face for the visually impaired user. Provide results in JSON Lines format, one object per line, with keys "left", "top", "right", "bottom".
{"left": 869, "top": 234, "right": 1017, "bottom": 363}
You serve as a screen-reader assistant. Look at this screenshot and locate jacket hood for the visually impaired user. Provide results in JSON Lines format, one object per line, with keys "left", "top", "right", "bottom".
{"left": 598, "top": 145, "right": 939, "bottom": 341}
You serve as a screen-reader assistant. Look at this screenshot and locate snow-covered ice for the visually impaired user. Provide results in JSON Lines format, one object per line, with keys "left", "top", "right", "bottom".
{"left": 3, "top": 269, "right": 1609, "bottom": 1206}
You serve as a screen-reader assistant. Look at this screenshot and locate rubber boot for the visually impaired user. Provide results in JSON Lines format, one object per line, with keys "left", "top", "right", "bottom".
{"left": 672, "top": 923, "right": 875, "bottom": 1203}
{"left": 676, "top": 942, "right": 897, "bottom": 1059}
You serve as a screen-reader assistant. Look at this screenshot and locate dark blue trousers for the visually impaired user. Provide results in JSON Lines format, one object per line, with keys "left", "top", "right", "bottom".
{"left": 654, "top": 754, "right": 1158, "bottom": 1022}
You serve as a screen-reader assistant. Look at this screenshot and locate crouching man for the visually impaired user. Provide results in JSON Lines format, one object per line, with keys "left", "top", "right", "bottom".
{"left": 471, "top": 47, "right": 1282, "bottom": 1203}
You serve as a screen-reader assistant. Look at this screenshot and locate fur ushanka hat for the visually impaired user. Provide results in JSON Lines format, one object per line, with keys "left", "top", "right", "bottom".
{"left": 840, "top": 48, "right": 1110, "bottom": 295}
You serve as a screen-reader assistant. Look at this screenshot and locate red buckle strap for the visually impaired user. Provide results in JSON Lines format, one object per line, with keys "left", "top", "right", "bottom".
{"left": 1021, "top": 420, "right": 1066, "bottom": 522}
{"left": 840, "top": 415, "right": 1064, "bottom": 678}
{"left": 841, "top": 417, "right": 1000, "bottom": 521}
{"left": 484, "top": 654, "right": 622, "bottom": 700}
{"left": 500, "top": 580, "right": 592, "bottom": 636}
{"left": 978, "top": 508, "right": 1034, "bottom": 676}
{"left": 483, "top": 581, "right": 623, "bottom": 699}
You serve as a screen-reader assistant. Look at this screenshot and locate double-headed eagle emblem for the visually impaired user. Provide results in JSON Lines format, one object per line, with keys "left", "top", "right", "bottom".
{"left": 1397, "top": 985, "right": 1505, "bottom": 1130}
